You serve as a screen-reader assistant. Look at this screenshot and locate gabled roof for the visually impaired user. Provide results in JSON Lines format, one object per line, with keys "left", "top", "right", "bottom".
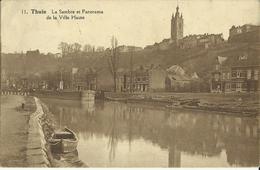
{"left": 166, "top": 65, "right": 194, "bottom": 81}
{"left": 221, "top": 54, "right": 260, "bottom": 68}
{"left": 231, "top": 55, "right": 260, "bottom": 67}
{"left": 217, "top": 56, "right": 227, "bottom": 65}
{"left": 167, "top": 65, "right": 185, "bottom": 75}
{"left": 191, "top": 72, "right": 199, "bottom": 79}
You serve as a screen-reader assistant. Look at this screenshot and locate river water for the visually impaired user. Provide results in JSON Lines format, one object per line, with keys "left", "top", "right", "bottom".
{"left": 41, "top": 98, "right": 259, "bottom": 167}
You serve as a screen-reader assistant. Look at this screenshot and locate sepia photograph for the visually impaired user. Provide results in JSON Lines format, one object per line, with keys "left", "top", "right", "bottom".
{"left": 0, "top": 0, "right": 259, "bottom": 168}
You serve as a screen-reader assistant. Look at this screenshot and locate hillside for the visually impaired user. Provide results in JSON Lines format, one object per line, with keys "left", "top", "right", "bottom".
{"left": 1, "top": 42, "right": 259, "bottom": 90}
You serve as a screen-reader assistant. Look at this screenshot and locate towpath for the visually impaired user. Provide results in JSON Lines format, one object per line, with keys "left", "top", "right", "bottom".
{"left": 0, "top": 95, "right": 35, "bottom": 167}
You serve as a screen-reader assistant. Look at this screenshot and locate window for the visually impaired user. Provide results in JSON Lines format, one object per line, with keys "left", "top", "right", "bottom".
{"left": 227, "top": 73, "right": 231, "bottom": 80}
{"left": 236, "top": 70, "right": 245, "bottom": 78}
{"left": 247, "top": 69, "right": 251, "bottom": 79}
{"left": 216, "top": 64, "right": 220, "bottom": 71}
{"left": 226, "top": 83, "right": 231, "bottom": 89}
{"left": 214, "top": 74, "right": 219, "bottom": 81}
{"left": 228, "top": 83, "right": 231, "bottom": 89}
{"left": 254, "top": 70, "right": 259, "bottom": 80}
{"left": 236, "top": 70, "right": 241, "bottom": 78}
{"left": 241, "top": 71, "right": 246, "bottom": 78}
{"left": 236, "top": 83, "right": 242, "bottom": 89}
{"left": 222, "top": 73, "right": 226, "bottom": 80}
{"left": 231, "top": 83, "right": 236, "bottom": 89}
{"left": 232, "top": 71, "right": 237, "bottom": 78}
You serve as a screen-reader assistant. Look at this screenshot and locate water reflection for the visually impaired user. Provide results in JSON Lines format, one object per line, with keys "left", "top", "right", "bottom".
{"left": 41, "top": 98, "right": 259, "bottom": 167}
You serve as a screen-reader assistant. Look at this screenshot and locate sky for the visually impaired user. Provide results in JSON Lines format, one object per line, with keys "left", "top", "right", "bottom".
{"left": 1, "top": 0, "right": 260, "bottom": 53}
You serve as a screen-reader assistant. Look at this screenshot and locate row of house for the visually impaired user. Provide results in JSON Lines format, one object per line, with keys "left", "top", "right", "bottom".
{"left": 144, "top": 33, "right": 224, "bottom": 51}
{"left": 116, "top": 64, "right": 200, "bottom": 93}
{"left": 210, "top": 50, "right": 260, "bottom": 93}
{"left": 116, "top": 65, "right": 165, "bottom": 92}
{"left": 1, "top": 67, "right": 98, "bottom": 92}
{"left": 179, "top": 33, "right": 224, "bottom": 49}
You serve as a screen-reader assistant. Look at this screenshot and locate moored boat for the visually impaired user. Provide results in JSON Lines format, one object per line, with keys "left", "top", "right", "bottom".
{"left": 49, "top": 127, "right": 78, "bottom": 153}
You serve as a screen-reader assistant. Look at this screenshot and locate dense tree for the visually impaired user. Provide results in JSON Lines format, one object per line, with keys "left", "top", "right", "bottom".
{"left": 72, "top": 43, "right": 82, "bottom": 53}
{"left": 58, "top": 42, "right": 69, "bottom": 57}
{"left": 108, "top": 36, "right": 119, "bottom": 92}
{"left": 83, "top": 44, "right": 94, "bottom": 53}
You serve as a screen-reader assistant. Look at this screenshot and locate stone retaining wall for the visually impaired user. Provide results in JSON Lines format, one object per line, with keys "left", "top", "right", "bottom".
{"left": 26, "top": 97, "right": 51, "bottom": 167}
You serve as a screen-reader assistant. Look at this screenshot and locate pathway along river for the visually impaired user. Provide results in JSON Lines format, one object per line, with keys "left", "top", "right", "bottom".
{"left": 40, "top": 98, "right": 259, "bottom": 167}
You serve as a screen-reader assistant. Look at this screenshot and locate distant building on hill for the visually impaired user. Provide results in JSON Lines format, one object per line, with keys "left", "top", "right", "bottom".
{"left": 117, "top": 45, "right": 143, "bottom": 53}
{"left": 26, "top": 49, "right": 40, "bottom": 57}
{"left": 180, "top": 34, "right": 224, "bottom": 49}
{"left": 144, "top": 39, "right": 173, "bottom": 51}
{"left": 145, "top": 5, "right": 224, "bottom": 51}
{"left": 171, "top": 6, "right": 184, "bottom": 45}
{"left": 228, "top": 24, "right": 260, "bottom": 43}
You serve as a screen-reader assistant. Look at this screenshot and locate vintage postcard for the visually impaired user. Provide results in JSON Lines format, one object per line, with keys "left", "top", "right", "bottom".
{"left": 0, "top": 0, "right": 259, "bottom": 168}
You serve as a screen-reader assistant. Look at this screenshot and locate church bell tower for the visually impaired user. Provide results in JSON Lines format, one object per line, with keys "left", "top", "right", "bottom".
{"left": 171, "top": 5, "right": 183, "bottom": 44}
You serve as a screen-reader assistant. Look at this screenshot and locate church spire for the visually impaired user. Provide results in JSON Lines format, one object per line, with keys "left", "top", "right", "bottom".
{"left": 171, "top": 0, "right": 183, "bottom": 43}
{"left": 176, "top": 0, "right": 180, "bottom": 15}
{"left": 175, "top": 5, "right": 180, "bottom": 17}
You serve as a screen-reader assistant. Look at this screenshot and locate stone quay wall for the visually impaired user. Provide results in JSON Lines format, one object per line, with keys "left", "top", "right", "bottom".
{"left": 26, "top": 97, "right": 51, "bottom": 167}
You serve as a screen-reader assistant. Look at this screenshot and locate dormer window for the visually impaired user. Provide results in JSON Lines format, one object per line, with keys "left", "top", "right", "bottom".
{"left": 239, "top": 55, "right": 247, "bottom": 60}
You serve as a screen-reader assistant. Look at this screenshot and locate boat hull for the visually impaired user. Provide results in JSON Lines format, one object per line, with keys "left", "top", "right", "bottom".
{"left": 49, "top": 128, "right": 78, "bottom": 153}
{"left": 49, "top": 140, "right": 62, "bottom": 153}
{"left": 61, "top": 139, "right": 78, "bottom": 153}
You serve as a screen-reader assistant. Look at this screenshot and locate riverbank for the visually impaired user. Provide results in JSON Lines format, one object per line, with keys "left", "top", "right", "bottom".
{"left": 0, "top": 95, "right": 87, "bottom": 167}
{"left": 105, "top": 92, "right": 260, "bottom": 116}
